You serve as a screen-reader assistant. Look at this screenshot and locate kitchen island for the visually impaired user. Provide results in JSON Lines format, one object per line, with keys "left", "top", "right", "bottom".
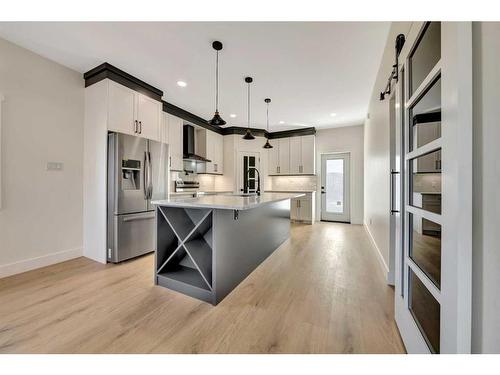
{"left": 151, "top": 193, "right": 303, "bottom": 305}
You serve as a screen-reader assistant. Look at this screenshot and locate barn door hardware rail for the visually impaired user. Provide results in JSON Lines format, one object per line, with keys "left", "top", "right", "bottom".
{"left": 380, "top": 33, "right": 406, "bottom": 101}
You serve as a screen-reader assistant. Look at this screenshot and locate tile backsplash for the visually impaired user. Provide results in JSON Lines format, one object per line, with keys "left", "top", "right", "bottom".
{"left": 270, "top": 176, "right": 318, "bottom": 191}
{"left": 170, "top": 171, "right": 223, "bottom": 192}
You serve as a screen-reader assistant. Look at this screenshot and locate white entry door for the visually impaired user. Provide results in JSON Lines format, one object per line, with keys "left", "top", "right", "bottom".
{"left": 320, "top": 153, "right": 350, "bottom": 223}
{"left": 394, "top": 22, "right": 472, "bottom": 354}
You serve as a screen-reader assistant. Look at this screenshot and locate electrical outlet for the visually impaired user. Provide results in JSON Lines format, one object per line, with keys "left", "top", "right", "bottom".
{"left": 46, "top": 162, "right": 63, "bottom": 171}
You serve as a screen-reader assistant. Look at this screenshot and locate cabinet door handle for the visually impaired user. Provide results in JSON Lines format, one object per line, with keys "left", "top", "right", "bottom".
{"left": 169, "top": 156, "right": 172, "bottom": 168}
{"left": 138, "top": 121, "right": 142, "bottom": 134}
{"left": 134, "top": 120, "right": 138, "bottom": 133}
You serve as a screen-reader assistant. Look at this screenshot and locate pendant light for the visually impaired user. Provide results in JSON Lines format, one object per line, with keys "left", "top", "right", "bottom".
{"left": 243, "top": 76, "right": 255, "bottom": 140}
{"left": 209, "top": 41, "right": 226, "bottom": 126}
{"left": 263, "top": 98, "right": 273, "bottom": 149}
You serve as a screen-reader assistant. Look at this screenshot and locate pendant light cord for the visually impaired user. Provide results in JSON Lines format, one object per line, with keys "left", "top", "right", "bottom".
{"left": 266, "top": 102, "right": 269, "bottom": 131}
{"left": 247, "top": 82, "right": 250, "bottom": 129}
{"left": 215, "top": 50, "right": 219, "bottom": 111}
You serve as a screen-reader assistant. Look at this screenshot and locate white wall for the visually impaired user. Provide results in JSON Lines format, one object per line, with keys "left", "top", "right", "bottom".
{"left": 315, "top": 125, "right": 364, "bottom": 224}
{"left": 0, "top": 37, "right": 84, "bottom": 277}
{"left": 471, "top": 22, "right": 500, "bottom": 354}
{"left": 363, "top": 22, "right": 412, "bottom": 270}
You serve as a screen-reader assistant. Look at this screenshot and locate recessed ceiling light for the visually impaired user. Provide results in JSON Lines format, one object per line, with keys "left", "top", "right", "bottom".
{"left": 177, "top": 81, "right": 187, "bottom": 87}
{"left": 230, "top": 114, "right": 237, "bottom": 118}
{"left": 330, "top": 113, "right": 337, "bottom": 117}
{"left": 279, "top": 121, "right": 285, "bottom": 124}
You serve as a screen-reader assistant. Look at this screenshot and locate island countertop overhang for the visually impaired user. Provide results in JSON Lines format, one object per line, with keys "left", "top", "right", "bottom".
{"left": 151, "top": 192, "right": 304, "bottom": 211}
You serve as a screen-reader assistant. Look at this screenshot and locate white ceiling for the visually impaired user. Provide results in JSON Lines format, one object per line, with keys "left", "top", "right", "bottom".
{"left": 0, "top": 22, "right": 389, "bottom": 131}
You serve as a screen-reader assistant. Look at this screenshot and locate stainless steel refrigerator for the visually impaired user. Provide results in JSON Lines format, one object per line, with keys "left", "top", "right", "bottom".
{"left": 107, "top": 132, "right": 168, "bottom": 263}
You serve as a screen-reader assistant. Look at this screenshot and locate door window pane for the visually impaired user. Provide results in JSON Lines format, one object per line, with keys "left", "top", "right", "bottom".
{"left": 409, "top": 213, "right": 441, "bottom": 287}
{"left": 409, "top": 22, "right": 441, "bottom": 95}
{"left": 409, "top": 268, "right": 441, "bottom": 353}
{"left": 326, "top": 159, "right": 344, "bottom": 213}
{"left": 410, "top": 77, "right": 441, "bottom": 152}
{"left": 409, "top": 150, "right": 441, "bottom": 214}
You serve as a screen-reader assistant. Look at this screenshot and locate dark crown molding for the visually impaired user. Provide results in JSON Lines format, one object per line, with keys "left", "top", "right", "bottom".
{"left": 84, "top": 63, "right": 163, "bottom": 102}
{"left": 163, "top": 101, "right": 223, "bottom": 134}
{"left": 221, "top": 127, "right": 268, "bottom": 137}
{"left": 268, "top": 127, "right": 316, "bottom": 139}
{"left": 84, "top": 63, "right": 315, "bottom": 138}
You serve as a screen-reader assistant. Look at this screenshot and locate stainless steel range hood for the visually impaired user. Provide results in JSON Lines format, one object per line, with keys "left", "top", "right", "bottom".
{"left": 183, "top": 125, "right": 211, "bottom": 163}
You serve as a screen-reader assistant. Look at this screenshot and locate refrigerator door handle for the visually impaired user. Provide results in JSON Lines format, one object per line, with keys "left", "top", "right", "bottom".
{"left": 147, "top": 151, "right": 153, "bottom": 199}
{"left": 143, "top": 151, "right": 149, "bottom": 200}
{"left": 122, "top": 212, "right": 155, "bottom": 222}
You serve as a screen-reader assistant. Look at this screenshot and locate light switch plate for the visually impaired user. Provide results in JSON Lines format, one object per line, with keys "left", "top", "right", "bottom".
{"left": 46, "top": 162, "right": 64, "bottom": 171}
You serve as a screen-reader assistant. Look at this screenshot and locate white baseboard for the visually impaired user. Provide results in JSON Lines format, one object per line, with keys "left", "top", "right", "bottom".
{"left": 363, "top": 224, "right": 390, "bottom": 282}
{"left": 0, "top": 247, "right": 82, "bottom": 279}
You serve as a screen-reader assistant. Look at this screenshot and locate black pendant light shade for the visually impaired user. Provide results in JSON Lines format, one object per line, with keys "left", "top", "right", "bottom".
{"left": 243, "top": 128, "right": 255, "bottom": 140}
{"left": 209, "top": 111, "right": 225, "bottom": 126}
{"left": 263, "top": 98, "right": 273, "bottom": 148}
{"left": 209, "top": 41, "right": 226, "bottom": 126}
{"left": 243, "top": 76, "right": 255, "bottom": 140}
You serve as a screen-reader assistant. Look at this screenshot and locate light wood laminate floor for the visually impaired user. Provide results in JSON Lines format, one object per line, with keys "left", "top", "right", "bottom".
{"left": 0, "top": 223, "right": 405, "bottom": 353}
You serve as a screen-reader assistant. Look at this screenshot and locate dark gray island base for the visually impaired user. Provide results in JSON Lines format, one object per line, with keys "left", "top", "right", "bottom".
{"left": 152, "top": 193, "right": 302, "bottom": 305}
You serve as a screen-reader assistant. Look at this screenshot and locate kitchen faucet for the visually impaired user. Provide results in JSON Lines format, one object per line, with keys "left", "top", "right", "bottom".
{"left": 246, "top": 167, "right": 261, "bottom": 196}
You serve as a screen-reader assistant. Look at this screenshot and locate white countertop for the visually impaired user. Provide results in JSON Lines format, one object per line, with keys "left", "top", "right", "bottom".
{"left": 170, "top": 191, "right": 233, "bottom": 196}
{"left": 265, "top": 189, "right": 316, "bottom": 194}
{"left": 152, "top": 192, "right": 304, "bottom": 210}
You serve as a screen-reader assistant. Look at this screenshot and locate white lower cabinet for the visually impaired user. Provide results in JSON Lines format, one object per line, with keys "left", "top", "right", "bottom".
{"left": 290, "top": 193, "right": 315, "bottom": 224}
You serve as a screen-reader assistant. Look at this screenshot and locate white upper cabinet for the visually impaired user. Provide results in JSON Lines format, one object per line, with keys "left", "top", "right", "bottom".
{"left": 107, "top": 81, "right": 161, "bottom": 141}
{"left": 214, "top": 132, "right": 224, "bottom": 174}
{"left": 268, "top": 135, "right": 315, "bottom": 175}
{"left": 278, "top": 138, "right": 290, "bottom": 174}
{"left": 108, "top": 81, "right": 136, "bottom": 136}
{"left": 136, "top": 93, "right": 161, "bottom": 141}
{"left": 167, "top": 113, "right": 184, "bottom": 172}
{"left": 300, "top": 135, "right": 315, "bottom": 174}
{"left": 289, "top": 137, "right": 302, "bottom": 174}
{"left": 268, "top": 144, "right": 279, "bottom": 175}
{"left": 197, "top": 129, "right": 223, "bottom": 175}
{"left": 160, "top": 112, "right": 169, "bottom": 145}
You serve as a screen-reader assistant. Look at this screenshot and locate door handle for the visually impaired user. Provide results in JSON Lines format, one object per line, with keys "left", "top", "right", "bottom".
{"left": 134, "top": 120, "right": 138, "bottom": 133}
{"left": 139, "top": 121, "right": 142, "bottom": 134}
{"left": 390, "top": 169, "right": 400, "bottom": 215}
